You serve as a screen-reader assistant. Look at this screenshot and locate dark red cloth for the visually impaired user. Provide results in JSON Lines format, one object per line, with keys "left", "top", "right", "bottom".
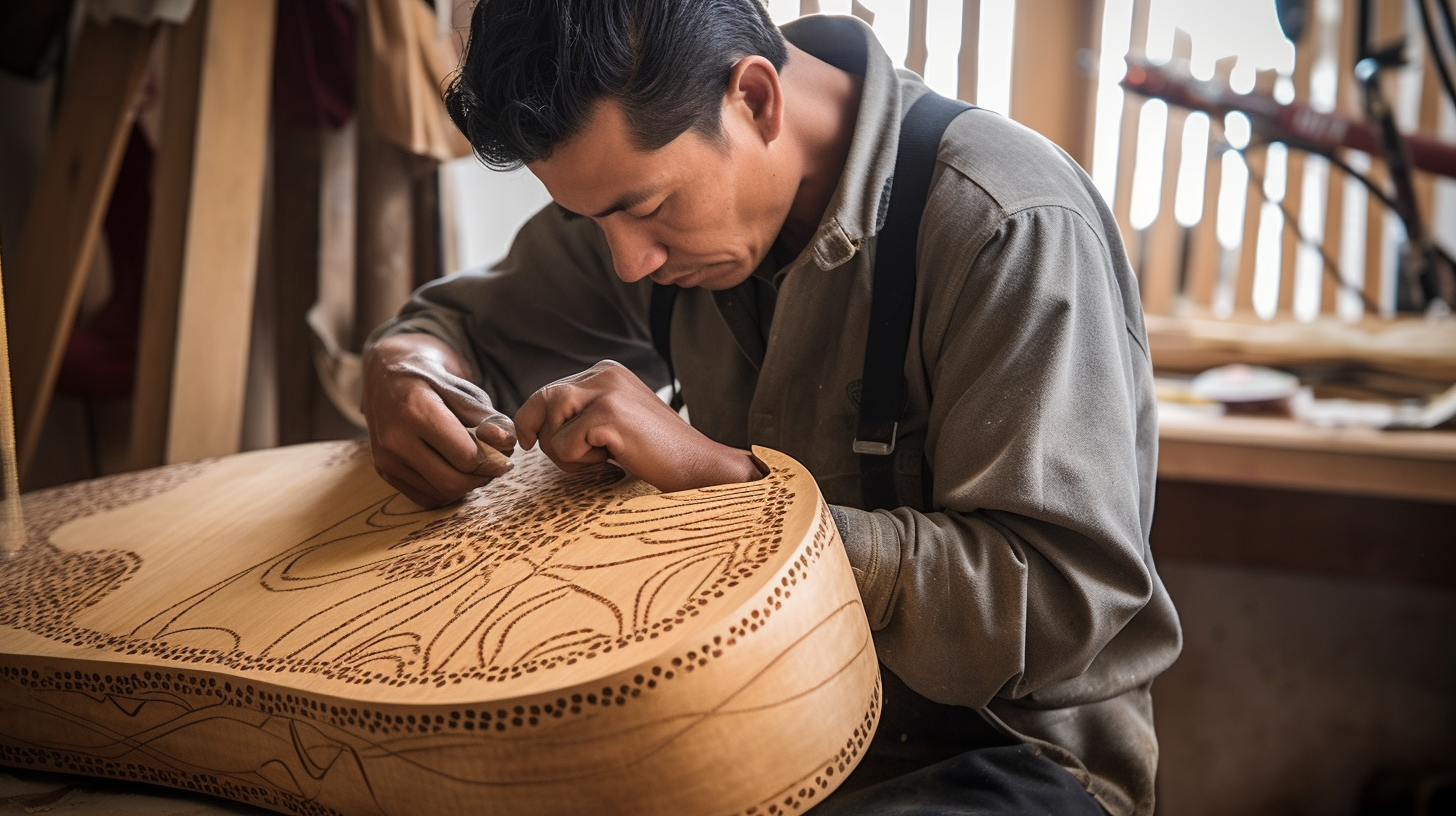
{"left": 273, "top": 0, "right": 357, "bottom": 129}
{"left": 56, "top": 124, "right": 152, "bottom": 400}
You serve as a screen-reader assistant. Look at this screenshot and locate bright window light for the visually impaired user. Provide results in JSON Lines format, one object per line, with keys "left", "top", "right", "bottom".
{"left": 976, "top": 0, "right": 1016, "bottom": 117}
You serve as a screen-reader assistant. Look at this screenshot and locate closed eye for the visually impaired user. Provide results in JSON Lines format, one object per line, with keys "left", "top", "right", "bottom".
{"left": 627, "top": 197, "right": 667, "bottom": 220}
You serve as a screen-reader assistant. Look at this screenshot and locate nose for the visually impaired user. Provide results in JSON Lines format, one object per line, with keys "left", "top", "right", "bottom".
{"left": 599, "top": 219, "right": 668, "bottom": 283}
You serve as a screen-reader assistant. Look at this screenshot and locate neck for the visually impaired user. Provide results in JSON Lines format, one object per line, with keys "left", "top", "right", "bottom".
{"left": 774, "top": 44, "right": 862, "bottom": 260}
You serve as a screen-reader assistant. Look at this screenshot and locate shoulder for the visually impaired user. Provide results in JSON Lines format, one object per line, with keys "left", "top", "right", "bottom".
{"left": 914, "top": 109, "right": 1144, "bottom": 327}
{"left": 919, "top": 108, "right": 1128, "bottom": 276}
{"left": 936, "top": 109, "right": 1104, "bottom": 220}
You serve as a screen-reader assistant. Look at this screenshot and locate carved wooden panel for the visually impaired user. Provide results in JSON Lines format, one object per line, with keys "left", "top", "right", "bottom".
{"left": 0, "top": 442, "right": 880, "bottom": 815}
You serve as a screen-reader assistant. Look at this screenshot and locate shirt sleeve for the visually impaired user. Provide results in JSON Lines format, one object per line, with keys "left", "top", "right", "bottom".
{"left": 833, "top": 203, "right": 1160, "bottom": 710}
{"left": 366, "top": 203, "right": 670, "bottom": 414}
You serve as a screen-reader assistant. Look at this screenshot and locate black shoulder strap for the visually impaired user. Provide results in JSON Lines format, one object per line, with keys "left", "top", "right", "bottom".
{"left": 649, "top": 282, "right": 682, "bottom": 409}
{"left": 648, "top": 91, "right": 974, "bottom": 510}
{"left": 855, "top": 92, "right": 973, "bottom": 511}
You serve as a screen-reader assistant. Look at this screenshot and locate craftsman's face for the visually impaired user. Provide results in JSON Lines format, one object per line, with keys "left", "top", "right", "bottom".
{"left": 529, "top": 97, "right": 790, "bottom": 291}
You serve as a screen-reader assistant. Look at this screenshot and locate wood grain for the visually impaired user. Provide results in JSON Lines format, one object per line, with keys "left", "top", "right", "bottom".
{"left": 0, "top": 443, "right": 879, "bottom": 815}
{"left": 129, "top": 0, "right": 277, "bottom": 469}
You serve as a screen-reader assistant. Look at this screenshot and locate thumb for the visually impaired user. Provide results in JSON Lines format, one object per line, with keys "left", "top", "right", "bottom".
{"left": 473, "top": 414, "right": 518, "bottom": 453}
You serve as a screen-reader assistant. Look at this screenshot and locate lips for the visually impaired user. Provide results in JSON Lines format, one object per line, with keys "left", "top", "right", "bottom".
{"left": 651, "top": 267, "right": 703, "bottom": 287}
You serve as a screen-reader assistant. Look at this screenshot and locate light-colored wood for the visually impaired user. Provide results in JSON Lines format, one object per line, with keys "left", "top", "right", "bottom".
{"left": 130, "top": 0, "right": 277, "bottom": 468}
{"left": 165, "top": 0, "right": 276, "bottom": 463}
{"left": 6, "top": 18, "right": 156, "bottom": 482}
{"left": 1111, "top": 0, "right": 1152, "bottom": 273}
{"left": 1145, "top": 313, "right": 1456, "bottom": 380}
{"left": 1010, "top": 0, "right": 1097, "bottom": 167}
{"left": 1233, "top": 69, "right": 1281, "bottom": 314}
{"left": 129, "top": 7, "right": 207, "bottom": 471}
{"left": 1182, "top": 57, "right": 1238, "bottom": 312}
{"left": 1317, "top": 0, "right": 1353, "bottom": 315}
{"left": 1158, "top": 412, "right": 1456, "bottom": 502}
{"left": 1275, "top": 27, "right": 1316, "bottom": 317}
{"left": 0, "top": 442, "right": 879, "bottom": 815}
{"left": 1138, "top": 29, "right": 1192, "bottom": 316}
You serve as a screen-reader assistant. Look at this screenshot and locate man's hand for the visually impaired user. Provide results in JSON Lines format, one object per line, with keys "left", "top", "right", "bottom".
{"left": 515, "top": 361, "right": 763, "bottom": 493}
{"left": 362, "top": 333, "right": 517, "bottom": 508}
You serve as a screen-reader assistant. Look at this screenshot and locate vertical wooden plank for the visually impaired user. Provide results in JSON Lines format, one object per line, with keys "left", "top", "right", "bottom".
{"left": 167, "top": 0, "right": 277, "bottom": 462}
{"left": 957, "top": 0, "right": 982, "bottom": 103}
{"left": 1078, "top": 0, "right": 1108, "bottom": 166}
{"left": 799, "top": 0, "right": 820, "bottom": 16}
{"left": 129, "top": 0, "right": 279, "bottom": 467}
{"left": 131, "top": 8, "right": 206, "bottom": 470}
{"left": 1275, "top": 22, "right": 1317, "bottom": 317}
{"left": 1011, "top": 0, "right": 1098, "bottom": 166}
{"left": 1185, "top": 56, "right": 1238, "bottom": 312}
{"left": 1233, "top": 69, "right": 1281, "bottom": 314}
{"left": 907, "top": 0, "right": 928, "bottom": 76}
{"left": 1111, "top": 0, "right": 1153, "bottom": 272}
{"left": 1320, "top": 0, "right": 1357, "bottom": 317}
{"left": 1137, "top": 29, "right": 1192, "bottom": 316}
{"left": 7, "top": 18, "right": 155, "bottom": 480}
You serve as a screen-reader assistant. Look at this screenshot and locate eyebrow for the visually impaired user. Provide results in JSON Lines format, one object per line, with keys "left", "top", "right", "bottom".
{"left": 562, "top": 187, "right": 660, "bottom": 220}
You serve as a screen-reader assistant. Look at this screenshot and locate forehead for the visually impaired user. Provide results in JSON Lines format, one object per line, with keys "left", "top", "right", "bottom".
{"left": 529, "top": 101, "right": 707, "bottom": 212}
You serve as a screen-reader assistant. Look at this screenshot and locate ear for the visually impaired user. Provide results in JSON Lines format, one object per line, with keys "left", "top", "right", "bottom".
{"left": 725, "top": 56, "right": 783, "bottom": 145}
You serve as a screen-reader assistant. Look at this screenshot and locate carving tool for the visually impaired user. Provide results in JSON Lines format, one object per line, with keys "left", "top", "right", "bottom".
{"left": 472, "top": 426, "right": 514, "bottom": 476}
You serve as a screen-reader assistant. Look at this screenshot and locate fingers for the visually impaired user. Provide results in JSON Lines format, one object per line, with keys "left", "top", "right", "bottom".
{"left": 516, "top": 361, "right": 652, "bottom": 472}
{"left": 473, "top": 413, "right": 518, "bottom": 455}
{"left": 369, "top": 402, "right": 498, "bottom": 506}
{"left": 470, "top": 436, "right": 514, "bottom": 477}
{"left": 362, "top": 336, "right": 518, "bottom": 506}
{"left": 435, "top": 370, "right": 505, "bottom": 427}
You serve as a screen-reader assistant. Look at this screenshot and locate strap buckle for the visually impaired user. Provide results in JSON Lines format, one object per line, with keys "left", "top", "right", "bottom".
{"left": 852, "top": 423, "right": 897, "bottom": 456}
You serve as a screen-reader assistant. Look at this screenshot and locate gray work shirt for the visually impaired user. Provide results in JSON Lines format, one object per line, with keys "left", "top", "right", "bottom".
{"left": 371, "top": 15, "right": 1182, "bottom": 816}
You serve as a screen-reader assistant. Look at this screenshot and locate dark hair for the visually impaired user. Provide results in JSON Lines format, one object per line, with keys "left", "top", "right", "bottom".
{"left": 444, "top": 0, "right": 788, "bottom": 170}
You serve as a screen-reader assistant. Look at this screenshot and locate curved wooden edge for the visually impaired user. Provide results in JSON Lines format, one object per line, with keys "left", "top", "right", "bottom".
{"left": 1, "top": 442, "right": 882, "bottom": 816}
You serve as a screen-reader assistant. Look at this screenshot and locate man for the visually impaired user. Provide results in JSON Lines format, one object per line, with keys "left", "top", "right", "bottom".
{"left": 362, "top": 2, "right": 1181, "bottom": 814}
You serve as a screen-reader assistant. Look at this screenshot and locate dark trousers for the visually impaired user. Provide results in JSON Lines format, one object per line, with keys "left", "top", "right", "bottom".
{"left": 811, "top": 670, "right": 1109, "bottom": 816}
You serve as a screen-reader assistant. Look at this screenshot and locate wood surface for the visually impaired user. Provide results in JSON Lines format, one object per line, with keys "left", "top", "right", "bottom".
{"left": 1145, "top": 313, "right": 1456, "bottom": 381}
{"left": 1009, "top": 0, "right": 1100, "bottom": 168}
{"left": 129, "top": 0, "right": 277, "bottom": 470}
{"left": 0, "top": 442, "right": 880, "bottom": 816}
{"left": 1158, "top": 411, "right": 1456, "bottom": 503}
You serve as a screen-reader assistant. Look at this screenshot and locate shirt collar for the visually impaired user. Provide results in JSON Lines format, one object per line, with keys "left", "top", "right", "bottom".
{"left": 780, "top": 15, "right": 930, "bottom": 273}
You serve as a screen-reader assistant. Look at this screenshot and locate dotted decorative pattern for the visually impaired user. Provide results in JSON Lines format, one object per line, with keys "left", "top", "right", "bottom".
{"left": 2, "top": 442, "right": 796, "bottom": 691}
{"left": 0, "top": 463, "right": 848, "bottom": 743}
{"left": 0, "top": 744, "right": 341, "bottom": 816}
{"left": 1, "top": 442, "right": 878, "bottom": 815}
{"left": 734, "top": 674, "right": 883, "bottom": 816}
